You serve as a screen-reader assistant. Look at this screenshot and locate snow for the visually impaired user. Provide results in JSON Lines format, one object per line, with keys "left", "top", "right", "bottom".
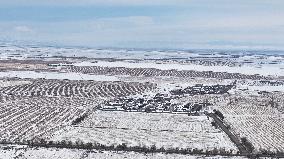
{"left": 237, "top": 85, "right": 284, "bottom": 92}
{"left": 217, "top": 93, "right": 284, "bottom": 153}
{"left": 1, "top": 44, "right": 284, "bottom": 77}
{"left": 0, "top": 43, "right": 283, "bottom": 157}
{"left": 0, "top": 45, "right": 200, "bottom": 60}
{"left": 0, "top": 71, "right": 119, "bottom": 81}
{"left": 73, "top": 61, "right": 284, "bottom": 77}
{"left": 51, "top": 111, "right": 238, "bottom": 152}
{"left": 0, "top": 79, "right": 31, "bottom": 88}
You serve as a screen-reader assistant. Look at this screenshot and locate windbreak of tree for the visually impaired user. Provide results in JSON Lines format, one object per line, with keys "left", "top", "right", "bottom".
{"left": 1, "top": 138, "right": 283, "bottom": 158}
{"left": 0, "top": 138, "right": 236, "bottom": 156}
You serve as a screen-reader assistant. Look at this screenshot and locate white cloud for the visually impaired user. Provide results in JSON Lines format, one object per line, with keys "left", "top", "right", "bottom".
{"left": 95, "top": 16, "right": 155, "bottom": 28}
{"left": 1, "top": 0, "right": 284, "bottom": 50}
{"left": 2, "top": 13, "right": 283, "bottom": 50}
{"left": 14, "top": 26, "right": 34, "bottom": 33}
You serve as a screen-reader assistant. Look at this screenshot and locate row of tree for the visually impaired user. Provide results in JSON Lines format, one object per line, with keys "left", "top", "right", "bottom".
{"left": 0, "top": 138, "right": 237, "bottom": 156}
{"left": 1, "top": 138, "right": 283, "bottom": 157}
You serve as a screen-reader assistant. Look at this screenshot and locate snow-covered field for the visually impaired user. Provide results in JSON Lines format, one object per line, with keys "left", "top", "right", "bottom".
{"left": 0, "top": 77, "right": 157, "bottom": 144}
{"left": 51, "top": 111, "right": 238, "bottom": 152}
{"left": 224, "top": 116, "right": 284, "bottom": 152}
{"left": 73, "top": 61, "right": 284, "bottom": 77}
{"left": 0, "top": 71, "right": 119, "bottom": 81}
{"left": 219, "top": 95, "right": 284, "bottom": 153}
{"left": 0, "top": 96, "right": 88, "bottom": 142}
{"left": 0, "top": 79, "right": 156, "bottom": 99}
{"left": 0, "top": 44, "right": 283, "bottom": 158}
{"left": 0, "top": 79, "right": 31, "bottom": 88}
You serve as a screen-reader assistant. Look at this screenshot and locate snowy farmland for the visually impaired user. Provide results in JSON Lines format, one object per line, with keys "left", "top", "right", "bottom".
{"left": 0, "top": 99, "right": 86, "bottom": 141}
{"left": 0, "top": 79, "right": 156, "bottom": 98}
{"left": 219, "top": 95, "right": 284, "bottom": 153}
{"left": 0, "top": 78, "right": 157, "bottom": 143}
{"left": 51, "top": 111, "right": 238, "bottom": 152}
{"left": 0, "top": 44, "right": 283, "bottom": 158}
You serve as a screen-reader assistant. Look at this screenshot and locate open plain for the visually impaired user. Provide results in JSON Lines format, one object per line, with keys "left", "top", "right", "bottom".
{"left": 0, "top": 44, "right": 283, "bottom": 158}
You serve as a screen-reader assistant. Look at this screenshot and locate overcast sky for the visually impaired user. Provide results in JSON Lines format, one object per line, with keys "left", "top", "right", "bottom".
{"left": 0, "top": 0, "right": 284, "bottom": 50}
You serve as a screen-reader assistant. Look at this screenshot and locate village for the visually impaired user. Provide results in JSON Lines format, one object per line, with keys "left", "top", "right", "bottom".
{"left": 100, "top": 83, "right": 235, "bottom": 114}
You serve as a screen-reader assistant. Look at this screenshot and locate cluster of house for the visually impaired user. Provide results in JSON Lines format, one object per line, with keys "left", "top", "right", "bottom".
{"left": 258, "top": 80, "right": 283, "bottom": 86}
{"left": 99, "top": 84, "right": 236, "bottom": 114}
{"left": 99, "top": 93, "right": 212, "bottom": 114}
